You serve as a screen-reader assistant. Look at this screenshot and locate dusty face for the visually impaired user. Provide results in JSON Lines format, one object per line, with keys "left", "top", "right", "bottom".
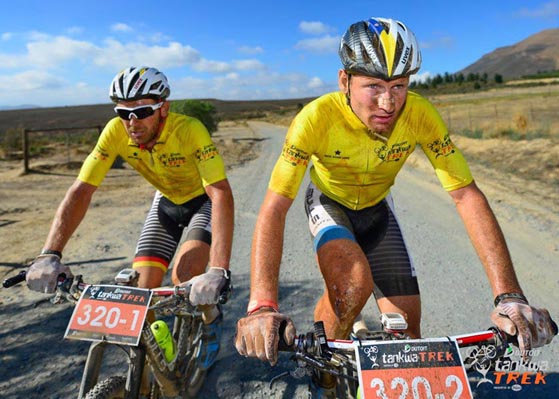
{"left": 115, "top": 98, "right": 169, "bottom": 147}
{"left": 338, "top": 70, "right": 409, "bottom": 135}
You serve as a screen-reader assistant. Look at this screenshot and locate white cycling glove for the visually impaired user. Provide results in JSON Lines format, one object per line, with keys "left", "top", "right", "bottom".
{"left": 26, "top": 254, "right": 73, "bottom": 294}
{"left": 181, "top": 267, "right": 231, "bottom": 306}
{"left": 491, "top": 296, "right": 556, "bottom": 361}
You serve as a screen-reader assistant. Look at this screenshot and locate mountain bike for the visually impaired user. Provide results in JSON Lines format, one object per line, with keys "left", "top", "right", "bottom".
{"left": 3, "top": 267, "right": 230, "bottom": 399}
{"left": 273, "top": 312, "right": 557, "bottom": 399}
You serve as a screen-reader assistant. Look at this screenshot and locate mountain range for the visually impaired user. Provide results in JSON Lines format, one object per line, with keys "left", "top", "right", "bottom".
{"left": 459, "top": 28, "right": 559, "bottom": 79}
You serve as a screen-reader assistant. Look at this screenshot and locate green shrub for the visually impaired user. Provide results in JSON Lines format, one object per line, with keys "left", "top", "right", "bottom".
{"left": 458, "top": 128, "right": 484, "bottom": 139}
{"left": 170, "top": 100, "right": 219, "bottom": 134}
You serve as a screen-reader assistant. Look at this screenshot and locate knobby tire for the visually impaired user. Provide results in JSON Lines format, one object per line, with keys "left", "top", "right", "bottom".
{"left": 84, "top": 375, "right": 126, "bottom": 399}
{"left": 177, "top": 316, "right": 207, "bottom": 398}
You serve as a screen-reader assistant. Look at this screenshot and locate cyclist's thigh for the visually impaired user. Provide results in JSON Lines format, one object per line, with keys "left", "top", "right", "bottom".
{"left": 184, "top": 197, "right": 212, "bottom": 244}
{"left": 305, "top": 182, "right": 355, "bottom": 252}
{"left": 133, "top": 192, "right": 181, "bottom": 286}
{"left": 365, "top": 194, "right": 419, "bottom": 300}
{"left": 305, "top": 183, "right": 373, "bottom": 294}
{"left": 173, "top": 198, "right": 212, "bottom": 282}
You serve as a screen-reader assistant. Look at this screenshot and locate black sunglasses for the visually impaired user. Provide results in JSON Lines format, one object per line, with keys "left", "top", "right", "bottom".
{"left": 114, "top": 102, "right": 164, "bottom": 120}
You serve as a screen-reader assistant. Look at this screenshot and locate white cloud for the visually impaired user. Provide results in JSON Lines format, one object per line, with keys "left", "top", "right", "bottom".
{"left": 171, "top": 71, "right": 334, "bottom": 101}
{"left": 307, "top": 76, "right": 324, "bottom": 89}
{"left": 66, "top": 26, "right": 84, "bottom": 35}
{"left": 515, "top": 1, "right": 559, "bottom": 18}
{"left": 111, "top": 23, "right": 134, "bottom": 33}
{"left": 25, "top": 36, "right": 98, "bottom": 67}
{"left": 295, "top": 35, "right": 339, "bottom": 54}
{"left": 237, "top": 45, "right": 264, "bottom": 55}
{"left": 149, "top": 32, "right": 173, "bottom": 43}
{"left": 2, "top": 32, "right": 13, "bottom": 41}
{"left": 419, "top": 35, "right": 454, "bottom": 50}
{"left": 232, "top": 59, "right": 266, "bottom": 71}
{"left": 0, "top": 28, "right": 336, "bottom": 106}
{"left": 0, "top": 70, "right": 65, "bottom": 91}
{"left": 410, "top": 71, "right": 431, "bottom": 84}
{"left": 299, "top": 21, "right": 333, "bottom": 35}
{"left": 28, "top": 31, "right": 50, "bottom": 41}
{"left": 192, "top": 58, "right": 231, "bottom": 73}
{"left": 95, "top": 40, "right": 201, "bottom": 69}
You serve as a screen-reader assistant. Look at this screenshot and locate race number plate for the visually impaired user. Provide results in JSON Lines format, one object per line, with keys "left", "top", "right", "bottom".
{"left": 356, "top": 338, "right": 473, "bottom": 399}
{"left": 64, "top": 285, "right": 152, "bottom": 345}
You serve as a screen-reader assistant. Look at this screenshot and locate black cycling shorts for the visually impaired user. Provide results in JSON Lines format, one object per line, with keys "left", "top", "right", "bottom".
{"left": 304, "top": 182, "right": 419, "bottom": 298}
{"left": 133, "top": 191, "right": 212, "bottom": 271}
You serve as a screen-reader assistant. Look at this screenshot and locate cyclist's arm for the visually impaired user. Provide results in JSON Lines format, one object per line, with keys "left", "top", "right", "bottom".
{"left": 204, "top": 178, "right": 234, "bottom": 270}
{"left": 448, "top": 181, "right": 523, "bottom": 296}
{"left": 42, "top": 179, "right": 97, "bottom": 253}
{"left": 249, "top": 189, "right": 294, "bottom": 307}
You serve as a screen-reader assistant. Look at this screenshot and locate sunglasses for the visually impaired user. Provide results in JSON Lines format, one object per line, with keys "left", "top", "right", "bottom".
{"left": 114, "top": 102, "right": 164, "bottom": 120}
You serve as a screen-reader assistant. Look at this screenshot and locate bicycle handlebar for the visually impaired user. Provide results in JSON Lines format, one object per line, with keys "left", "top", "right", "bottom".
{"left": 2, "top": 270, "right": 26, "bottom": 288}
{"left": 3, "top": 269, "right": 230, "bottom": 307}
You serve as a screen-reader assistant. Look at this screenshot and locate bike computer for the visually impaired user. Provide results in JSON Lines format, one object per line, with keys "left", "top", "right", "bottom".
{"left": 115, "top": 268, "right": 139, "bottom": 284}
{"left": 380, "top": 312, "right": 408, "bottom": 331}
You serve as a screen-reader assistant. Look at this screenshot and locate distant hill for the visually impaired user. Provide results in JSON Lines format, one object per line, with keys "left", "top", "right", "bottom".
{"left": 0, "top": 98, "right": 313, "bottom": 133}
{"left": 459, "top": 28, "right": 559, "bottom": 79}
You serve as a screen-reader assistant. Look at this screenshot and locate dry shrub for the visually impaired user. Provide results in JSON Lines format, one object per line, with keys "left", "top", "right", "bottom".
{"left": 514, "top": 114, "right": 528, "bottom": 130}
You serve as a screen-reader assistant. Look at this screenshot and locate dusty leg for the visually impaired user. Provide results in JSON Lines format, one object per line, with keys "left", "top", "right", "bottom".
{"left": 314, "top": 238, "right": 374, "bottom": 339}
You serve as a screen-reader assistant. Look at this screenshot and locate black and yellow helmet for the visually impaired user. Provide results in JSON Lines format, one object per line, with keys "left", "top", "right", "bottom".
{"left": 339, "top": 17, "right": 421, "bottom": 79}
{"left": 109, "top": 66, "right": 171, "bottom": 102}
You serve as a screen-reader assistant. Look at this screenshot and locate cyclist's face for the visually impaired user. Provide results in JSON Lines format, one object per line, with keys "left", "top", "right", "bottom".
{"left": 116, "top": 99, "right": 168, "bottom": 146}
{"left": 339, "top": 71, "right": 409, "bottom": 134}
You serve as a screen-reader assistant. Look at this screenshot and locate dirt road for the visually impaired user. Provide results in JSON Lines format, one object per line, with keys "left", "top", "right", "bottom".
{"left": 0, "top": 121, "right": 557, "bottom": 398}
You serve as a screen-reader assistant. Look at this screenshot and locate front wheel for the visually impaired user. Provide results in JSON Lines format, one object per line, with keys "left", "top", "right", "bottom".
{"left": 84, "top": 376, "right": 126, "bottom": 399}
{"left": 184, "top": 366, "right": 207, "bottom": 397}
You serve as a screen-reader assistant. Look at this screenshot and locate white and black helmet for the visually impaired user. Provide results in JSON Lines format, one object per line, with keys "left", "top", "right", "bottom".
{"left": 109, "top": 66, "right": 171, "bottom": 102}
{"left": 339, "top": 17, "right": 421, "bottom": 79}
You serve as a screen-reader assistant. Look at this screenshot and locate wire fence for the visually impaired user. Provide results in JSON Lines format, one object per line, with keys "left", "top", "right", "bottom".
{"left": 430, "top": 87, "right": 559, "bottom": 140}
{"left": 20, "top": 126, "right": 102, "bottom": 173}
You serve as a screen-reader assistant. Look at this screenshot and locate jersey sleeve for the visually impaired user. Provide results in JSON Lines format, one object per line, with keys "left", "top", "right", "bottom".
{"left": 189, "top": 118, "right": 227, "bottom": 187}
{"left": 77, "top": 118, "right": 121, "bottom": 187}
{"left": 268, "top": 113, "right": 314, "bottom": 199}
{"left": 416, "top": 100, "right": 473, "bottom": 191}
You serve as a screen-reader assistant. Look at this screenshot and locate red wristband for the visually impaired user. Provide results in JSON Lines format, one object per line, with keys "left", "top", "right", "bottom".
{"left": 247, "top": 299, "right": 279, "bottom": 315}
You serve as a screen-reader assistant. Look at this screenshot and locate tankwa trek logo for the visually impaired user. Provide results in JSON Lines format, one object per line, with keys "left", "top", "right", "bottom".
{"left": 464, "top": 343, "right": 558, "bottom": 397}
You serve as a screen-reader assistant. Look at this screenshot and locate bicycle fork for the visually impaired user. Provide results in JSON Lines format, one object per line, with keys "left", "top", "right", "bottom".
{"left": 78, "top": 340, "right": 146, "bottom": 399}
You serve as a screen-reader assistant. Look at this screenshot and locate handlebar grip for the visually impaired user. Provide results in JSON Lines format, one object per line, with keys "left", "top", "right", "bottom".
{"left": 218, "top": 278, "right": 232, "bottom": 305}
{"left": 277, "top": 320, "right": 294, "bottom": 352}
{"left": 550, "top": 318, "right": 558, "bottom": 336}
{"left": 3, "top": 270, "right": 27, "bottom": 288}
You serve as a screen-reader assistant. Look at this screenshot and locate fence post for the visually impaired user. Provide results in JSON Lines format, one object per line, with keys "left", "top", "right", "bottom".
{"left": 22, "top": 128, "right": 30, "bottom": 174}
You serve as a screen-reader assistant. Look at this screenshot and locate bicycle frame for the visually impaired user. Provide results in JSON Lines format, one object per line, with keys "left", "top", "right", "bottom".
{"left": 3, "top": 268, "right": 228, "bottom": 399}
{"left": 73, "top": 282, "right": 205, "bottom": 399}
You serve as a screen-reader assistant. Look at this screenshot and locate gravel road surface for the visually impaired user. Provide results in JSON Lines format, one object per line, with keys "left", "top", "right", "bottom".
{"left": 1, "top": 121, "right": 557, "bottom": 398}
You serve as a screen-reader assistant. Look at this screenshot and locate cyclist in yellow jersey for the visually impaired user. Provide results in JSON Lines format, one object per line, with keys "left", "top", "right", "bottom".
{"left": 26, "top": 66, "right": 234, "bottom": 371}
{"left": 235, "top": 17, "right": 556, "bottom": 396}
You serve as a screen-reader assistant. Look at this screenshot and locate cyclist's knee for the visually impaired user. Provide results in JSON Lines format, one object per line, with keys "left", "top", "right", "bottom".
{"left": 134, "top": 266, "right": 165, "bottom": 289}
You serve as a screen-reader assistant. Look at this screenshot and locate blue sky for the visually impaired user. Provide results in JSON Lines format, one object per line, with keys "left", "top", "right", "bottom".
{"left": 0, "top": 0, "right": 557, "bottom": 107}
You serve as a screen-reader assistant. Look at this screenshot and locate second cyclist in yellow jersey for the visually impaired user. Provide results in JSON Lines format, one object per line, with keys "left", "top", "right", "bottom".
{"left": 269, "top": 90, "right": 472, "bottom": 209}
{"left": 26, "top": 66, "right": 234, "bottom": 372}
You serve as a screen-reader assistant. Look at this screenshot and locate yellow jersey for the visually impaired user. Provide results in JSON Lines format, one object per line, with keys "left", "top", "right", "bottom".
{"left": 78, "top": 113, "right": 227, "bottom": 204}
{"left": 269, "top": 91, "right": 473, "bottom": 210}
